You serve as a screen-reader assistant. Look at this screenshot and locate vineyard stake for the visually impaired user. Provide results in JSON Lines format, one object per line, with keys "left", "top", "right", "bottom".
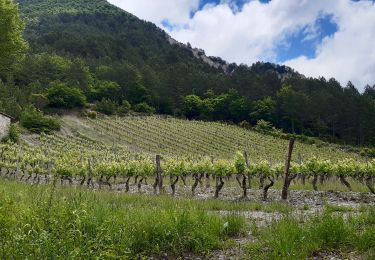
{"left": 281, "top": 138, "right": 295, "bottom": 200}
{"left": 156, "top": 155, "right": 164, "bottom": 194}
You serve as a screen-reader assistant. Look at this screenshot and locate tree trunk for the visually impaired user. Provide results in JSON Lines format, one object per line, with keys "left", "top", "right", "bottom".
{"left": 192, "top": 173, "right": 200, "bottom": 196}
{"left": 242, "top": 174, "right": 248, "bottom": 198}
{"left": 312, "top": 174, "right": 318, "bottom": 191}
{"left": 319, "top": 175, "right": 325, "bottom": 185}
{"left": 263, "top": 177, "right": 274, "bottom": 200}
{"left": 170, "top": 175, "right": 179, "bottom": 196}
{"left": 214, "top": 176, "right": 225, "bottom": 199}
{"left": 125, "top": 176, "right": 131, "bottom": 192}
{"left": 339, "top": 176, "right": 352, "bottom": 191}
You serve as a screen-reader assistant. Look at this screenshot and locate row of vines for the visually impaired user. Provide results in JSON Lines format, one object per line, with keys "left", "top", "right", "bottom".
{"left": 1, "top": 135, "right": 374, "bottom": 200}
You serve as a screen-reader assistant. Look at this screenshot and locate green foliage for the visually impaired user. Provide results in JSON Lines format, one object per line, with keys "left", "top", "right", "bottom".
{"left": 133, "top": 102, "right": 155, "bottom": 114}
{"left": 20, "top": 106, "right": 60, "bottom": 133}
{"left": 0, "top": 0, "right": 28, "bottom": 76}
{"left": 183, "top": 95, "right": 203, "bottom": 119}
{"left": 0, "top": 179, "right": 246, "bottom": 258}
{"left": 89, "top": 80, "right": 119, "bottom": 101}
{"left": 0, "top": 97, "right": 22, "bottom": 119}
{"left": 1, "top": 123, "right": 20, "bottom": 143}
{"left": 95, "top": 98, "right": 118, "bottom": 115}
{"left": 250, "top": 96, "right": 276, "bottom": 123}
{"left": 8, "top": 123, "right": 20, "bottom": 143}
{"left": 86, "top": 110, "right": 97, "bottom": 119}
{"left": 254, "top": 120, "right": 273, "bottom": 133}
{"left": 247, "top": 209, "right": 375, "bottom": 259}
{"left": 46, "top": 82, "right": 86, "bottom": 109}
{"left": 118, "top": 100, "right": 131, "bottom": 115}
{"left": 29, "top": 93, "right": 49, "bottom": 110}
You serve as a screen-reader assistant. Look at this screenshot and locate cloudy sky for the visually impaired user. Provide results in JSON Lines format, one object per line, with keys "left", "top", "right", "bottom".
{"left": 108, "top": 0, "right": 375, "bottom": 91}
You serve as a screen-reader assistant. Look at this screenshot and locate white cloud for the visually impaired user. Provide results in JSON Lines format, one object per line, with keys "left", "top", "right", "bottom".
{"left": 108, "top": 0, "right": 375, "bottom": 90}
{"left": 108, "top": 0, "right": 199, "bottom": 25}
{"left": 285, "top": 0, "right": 375, "bottom": 90}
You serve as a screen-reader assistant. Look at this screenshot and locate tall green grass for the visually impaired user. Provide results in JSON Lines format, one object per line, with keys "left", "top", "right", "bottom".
{"left": 0, "top": 180, "right": 246, "bottom": 258}
{"left": 247, "top": 208, "right": 375, "bottom": 259}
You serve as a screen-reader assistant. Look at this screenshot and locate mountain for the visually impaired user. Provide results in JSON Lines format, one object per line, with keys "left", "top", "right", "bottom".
{"left": 11, "top": 0, "right": 375, "bottom": 146}
{"left": 16, "top": 0, "right": 296, "bottom": 99}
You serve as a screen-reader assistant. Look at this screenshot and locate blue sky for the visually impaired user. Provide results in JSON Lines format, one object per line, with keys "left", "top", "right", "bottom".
{"left": 197, "top": 0, "right": 339, "bottom": 63}
{"left": 109, "top": 0, "right": 375, "bottom": 90}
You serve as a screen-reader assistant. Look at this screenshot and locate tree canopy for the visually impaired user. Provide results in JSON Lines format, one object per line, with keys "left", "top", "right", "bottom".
{"left": 0, "top": 0, "right": 27, "bottom": 77}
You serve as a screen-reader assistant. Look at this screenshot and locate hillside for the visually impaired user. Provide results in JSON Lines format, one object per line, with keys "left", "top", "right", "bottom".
{"left": 22, "top": 115, "right": 359, "bottom": 162}
{"left": 2, "top": 0, "right": 373, "bottom": 147}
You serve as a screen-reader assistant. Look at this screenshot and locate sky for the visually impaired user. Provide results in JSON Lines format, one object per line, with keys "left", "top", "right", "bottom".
{"left": 108, "top": 0, "right": 375, "bottom": 91}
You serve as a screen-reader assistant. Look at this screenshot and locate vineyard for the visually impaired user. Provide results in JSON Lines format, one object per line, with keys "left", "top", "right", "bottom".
{"left": 1, "top": 115, "right": 375, "bottom": 259}
{"left": 1, "top": 115, "right": 373, "bottom": 200}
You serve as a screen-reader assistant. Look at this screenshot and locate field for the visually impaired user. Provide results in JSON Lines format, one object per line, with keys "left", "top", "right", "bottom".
{"left": 58, "top": 115, "right": 360, "bottom": 160}
{"left": 1, "top": 115, "right": 374, "bottom": 259}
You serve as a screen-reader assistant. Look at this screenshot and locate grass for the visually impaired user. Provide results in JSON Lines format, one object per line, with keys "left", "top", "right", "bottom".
{"left": 246, "top": 208, "right": 375, "bottom": 259}
{"left": 0, "top": 179, "right": 247, "bottom": 258}
{"left": 1, "top": 178, "right": 373, "bottom": 258}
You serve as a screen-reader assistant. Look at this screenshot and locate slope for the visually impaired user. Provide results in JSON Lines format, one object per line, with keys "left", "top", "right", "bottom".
{"left": 22, "top": 115, "right": 359, "bottom": 162}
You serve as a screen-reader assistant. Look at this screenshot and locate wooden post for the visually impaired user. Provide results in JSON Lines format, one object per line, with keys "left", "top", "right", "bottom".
{"left": 156, "top": 155, "right": 163, "bottom": 193}
{"left": 244, "top": 151, "right": 251, "bottom": 189}
{"left": 281, "top": 138, "right": 295, "bottom": 200}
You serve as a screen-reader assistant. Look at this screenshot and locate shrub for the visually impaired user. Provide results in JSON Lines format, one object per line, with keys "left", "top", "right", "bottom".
{"left": 95, "top": 98, "right": 118, "bottom": 115}
{"left": 8, "top": 124, "right": 20, "bottom": 142}
{"left": 20, "top": 106, "right": 60, "bottom": 134}
{"left": 2, "top": 123, "right": 20, "bottom": 143}
{"left": 47, "top": 82, "right": 86, "bottom": 109}
{"left": 118, "top": 100, "right": 131, "bottom": 115}
{"left": 30, "top": 94, "right": 49, "bottom": 110}
{"left": 133, "top": 102, "right": 155, "bottom": 114}
{"left": 254, "top": 120, "right": 273, "bottom": 133}
{"left": 87, "top": 111, "right": 97, "bottom": 119}
{"left": 239, "top": 120, "right": 251, "bottom": 129}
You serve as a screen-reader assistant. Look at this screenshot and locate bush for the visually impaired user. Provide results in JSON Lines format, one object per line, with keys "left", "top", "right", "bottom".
{"left": 133, "top": 102, "right": 155, "bottom": 114}
{"left": 30, "top": 94, "right": 49, "bottom": 110}
{"left": 95, "top": 98, "right": 118, "bottom": 115}
{"left": 47, "top": 82, "right": 86, "bottom": 109}
{"left": 254, "top": 120, "right": 273, "bottom": 133}
{"left": 360, "top": 148, "right": 375, "bottom": 158}
{"left": 20, "top": 106, "right": 60, "bottom": 134}
{"left": 2, "top": 124, "right": 20, "bottom": 143}
{"left": 239, "top": 120, "right": 251, "bottom": 129}
{"left": 87, "top": 111, "right": 97, "bottom": 119}
{"left": 118, "top": 100, "right": 131, "bottom": 115}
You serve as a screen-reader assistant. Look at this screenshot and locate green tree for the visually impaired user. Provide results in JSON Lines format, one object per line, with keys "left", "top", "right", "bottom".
{"left": 277, "top": 85, "right": 308, "bottom": 133}
{"left": 183, "top": 95, "right": 202, "bottom": 119}
{"left": 0, "top": 0, "right": 28, "bottom": 77}
{"left": 118, "top": 100, "right": 131, "bottom": 115}
{"left": 95, "top": 98, "right": 118, "bottom": 115}
{"left": 47, "top": 82, "right": 86, "bottom": 109}
{"left": 20, "top": 106, "right": 60, "bottom": 134}
{"left": 250, "top": 96, "right": 276, "bottom": 123}
{"left": 133, "top": 102, "right": 155, "bottom": 115}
